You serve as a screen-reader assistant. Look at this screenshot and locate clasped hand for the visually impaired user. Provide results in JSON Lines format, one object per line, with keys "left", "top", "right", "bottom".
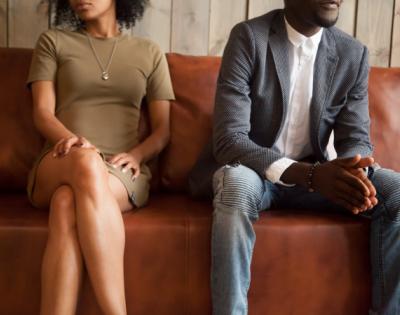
{"left": 313, "top": 154, "right": 377, "bottom": 214}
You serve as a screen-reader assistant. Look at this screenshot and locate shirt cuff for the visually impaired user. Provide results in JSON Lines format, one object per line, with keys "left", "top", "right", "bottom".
{"left": 265, "top": 158, "right": 297, "bottom": 186}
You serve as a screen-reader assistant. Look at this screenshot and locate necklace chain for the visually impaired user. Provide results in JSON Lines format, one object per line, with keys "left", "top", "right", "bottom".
{"left": 86, "top": 33, "right": 119, "bottom": 81}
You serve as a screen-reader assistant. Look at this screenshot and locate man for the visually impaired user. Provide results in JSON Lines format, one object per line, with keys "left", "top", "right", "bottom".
{"left": 189, "top": 0, "right": 400, "bottom": 314}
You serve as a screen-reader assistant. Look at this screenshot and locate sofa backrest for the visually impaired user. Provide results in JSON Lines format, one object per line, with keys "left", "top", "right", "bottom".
{"left": 0, "top": 47, "right": 399, "bottom": 193}
{"left": 369, "top": 68, "right": 400, "bottom": 171}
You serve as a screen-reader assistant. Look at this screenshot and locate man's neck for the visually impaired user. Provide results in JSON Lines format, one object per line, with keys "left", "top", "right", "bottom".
{"left": 284, "top": 10, "right": 322, "bottom": 37}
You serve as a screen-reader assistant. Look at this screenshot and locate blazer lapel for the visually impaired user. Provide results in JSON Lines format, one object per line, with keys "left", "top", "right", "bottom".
{"left": 269, "top": 13, "right": 290, "bottom": 135}
{"left": 310, "top": 29, "right": 339, "bottom": 159}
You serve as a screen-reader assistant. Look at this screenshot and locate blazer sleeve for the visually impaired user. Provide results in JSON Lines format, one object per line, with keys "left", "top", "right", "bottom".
{"left": 333, "top": 46, "right": 374, "bottom": 158}
{"left": 212, "top": 22, "right": 284, "bottom": 177}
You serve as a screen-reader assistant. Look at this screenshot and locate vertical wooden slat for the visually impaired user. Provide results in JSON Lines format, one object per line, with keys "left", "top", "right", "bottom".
{"left": 248, "top": 0, "right": 283, "bottom": 19}
{"left": 133, "top": 0, "right": 172, "bottom": 52}
{"left": 335, "top": 0, "right": 356, "bottom": 36}
{"left": 0, "top": 0, "right": 7, "bottom": 47}
{"left": 391, "top": 0, "right": 400, "bottom": 66}
{"left": 8, "top": 0, "right": 49, "bottom": 48}
{"left": 209, "top": 0, "right": 246, "bottom": 56}
{"left": 356, "top": 0, "right": 394, "bottom": 67}
{"left": 171, "top": 0, "right": 210, "bottom": 55}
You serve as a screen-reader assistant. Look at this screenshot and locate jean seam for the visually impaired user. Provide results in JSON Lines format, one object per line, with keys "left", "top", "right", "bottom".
{"left": 379, "top": 214, "right": 385, "bottom": 313}
{"left": 218, "top": 166, "right": 262, "bottom": 219}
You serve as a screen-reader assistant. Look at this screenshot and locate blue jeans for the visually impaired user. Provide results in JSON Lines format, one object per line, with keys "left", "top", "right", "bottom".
{"left": 211, "top": 164, "right": 400, "bottom": 315}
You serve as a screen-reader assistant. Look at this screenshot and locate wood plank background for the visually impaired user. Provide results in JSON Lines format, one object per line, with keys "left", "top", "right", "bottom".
{"left": 0, "top": 0, "right": 399, "bottom": 67}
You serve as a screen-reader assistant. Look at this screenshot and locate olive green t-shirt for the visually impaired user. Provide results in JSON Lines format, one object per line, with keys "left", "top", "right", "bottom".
{"left": 27, "top": 29, "right": 175, "bottom": 156}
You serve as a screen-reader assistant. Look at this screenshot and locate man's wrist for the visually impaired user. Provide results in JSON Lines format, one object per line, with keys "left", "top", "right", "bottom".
{"left": 280, "top": 162, "right": 313, "bottom": 187}
{"left": 306, "top": 162, "right": 320, "bottom": 192}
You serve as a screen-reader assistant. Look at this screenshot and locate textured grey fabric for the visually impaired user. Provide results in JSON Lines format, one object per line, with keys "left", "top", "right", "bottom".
{"left": 189, "top": 9, "right": 373, "bottom": 198}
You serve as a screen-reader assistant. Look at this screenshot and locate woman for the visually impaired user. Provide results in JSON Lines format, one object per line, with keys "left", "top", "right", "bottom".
{"left": 27, "top": 0, "right": 174, "bottom": 314}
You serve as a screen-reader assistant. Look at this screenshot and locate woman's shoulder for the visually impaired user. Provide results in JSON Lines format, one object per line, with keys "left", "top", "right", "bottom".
{"left": 36, "top": 28, "right": 84, "bottom": 47}
{"left": 124, "top": 35, "right": 164, "bottom": 57}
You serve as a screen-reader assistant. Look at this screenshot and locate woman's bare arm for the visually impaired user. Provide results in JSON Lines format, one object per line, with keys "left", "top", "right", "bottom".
{"left": 108, "top": 100, "right": 170, "bottom": 176}
{"left": 31, "top": 81, "right": 94, "bottom": 156}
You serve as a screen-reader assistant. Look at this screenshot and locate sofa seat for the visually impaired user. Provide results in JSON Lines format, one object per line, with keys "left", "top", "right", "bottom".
{"left": 0, "top": 193, "right": 370, "bottom": 315}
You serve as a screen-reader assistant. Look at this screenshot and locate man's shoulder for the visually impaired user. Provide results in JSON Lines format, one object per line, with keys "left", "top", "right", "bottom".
{"left": 326, "top": 26, "right": 366, "bottom": 55}
{"left": 231, "top": 9, "right": 282, "bottom": 38}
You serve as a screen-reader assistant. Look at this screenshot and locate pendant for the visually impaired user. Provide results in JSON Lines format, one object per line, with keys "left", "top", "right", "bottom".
{"left": 102, "top": 72, "right": 109, "bottom": 80}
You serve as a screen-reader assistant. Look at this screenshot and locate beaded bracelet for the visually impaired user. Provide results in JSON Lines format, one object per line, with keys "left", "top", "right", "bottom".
{"left": 307, "top": 162, "right": 320, "bottom": 193}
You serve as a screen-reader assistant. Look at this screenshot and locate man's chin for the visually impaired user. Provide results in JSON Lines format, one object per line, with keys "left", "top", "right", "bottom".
{"left": 314, "top": 14, "right": 339, "bottom": 28}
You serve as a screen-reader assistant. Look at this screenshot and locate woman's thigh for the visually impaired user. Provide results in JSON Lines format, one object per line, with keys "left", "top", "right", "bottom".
{"left": 108, "top": 174, "right": 133, "bottom": 213}
{"left": 32, "top": 147, "right": 132, "bottom": 212}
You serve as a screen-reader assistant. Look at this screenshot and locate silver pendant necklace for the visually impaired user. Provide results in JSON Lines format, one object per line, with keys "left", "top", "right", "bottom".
{"left": 86, "top": 32, "right": 119, "bottom": 81}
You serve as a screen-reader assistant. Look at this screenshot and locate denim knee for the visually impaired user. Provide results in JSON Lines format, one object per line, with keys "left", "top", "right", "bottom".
{"left": 372, "top": 168, "right": 400, "bottom": 223}
{"left": 213, "top": 164, "right": 265, "bottom": 218}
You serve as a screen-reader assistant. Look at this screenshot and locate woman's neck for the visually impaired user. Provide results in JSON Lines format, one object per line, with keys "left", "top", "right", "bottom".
{"left": 84, "top": 16, "right": 119, "bottom": 38}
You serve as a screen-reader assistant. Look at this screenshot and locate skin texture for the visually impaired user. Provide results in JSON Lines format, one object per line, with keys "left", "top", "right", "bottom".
{"left": 284, "top": 0, "right": 342, "bottom": 36}
{"left": 32, "top": 1, "right": 170, "bottom": 314}
{"left": 280, "top": 0, "right": 377, "bottom": 214}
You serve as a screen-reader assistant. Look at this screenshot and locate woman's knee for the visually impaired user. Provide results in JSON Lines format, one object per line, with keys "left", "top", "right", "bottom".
{"left": 48, "top": 185, "right": 76, "bottom": 236}
{"left": 68, "top": 148, "right": 108, "bottom": 188}
{"left": 213, "top": 164, "right": 265, "bottom": 213}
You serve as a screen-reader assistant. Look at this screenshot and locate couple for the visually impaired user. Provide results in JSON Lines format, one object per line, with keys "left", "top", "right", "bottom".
{"left": 28, "top": 0, "right": 400, "bottom": 315}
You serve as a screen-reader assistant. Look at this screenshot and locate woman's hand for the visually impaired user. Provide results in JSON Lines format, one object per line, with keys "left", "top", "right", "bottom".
{"left": 53, "top": 135, "right": 96, "bottom": 157}
{"left": 107, "top": 152, "right": 141, "bottom": 179}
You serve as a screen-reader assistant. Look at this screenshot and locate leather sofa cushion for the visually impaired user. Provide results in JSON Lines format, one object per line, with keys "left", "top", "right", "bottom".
{"left": 369, "top": 68, "right": 400, "bottom": 172}
{"left": 0, "top": 193, "right": 370, "bottom": 315}
{"left": 159, "top": 54, "right": 221, "bottom": 192}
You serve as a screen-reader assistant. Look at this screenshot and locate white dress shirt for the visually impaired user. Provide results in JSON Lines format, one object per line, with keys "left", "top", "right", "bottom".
{"left": 265, "top": 18, "right": 328, "bottom": 184}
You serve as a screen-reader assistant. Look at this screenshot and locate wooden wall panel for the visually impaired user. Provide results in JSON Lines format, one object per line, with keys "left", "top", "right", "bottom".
{"left": 8, "top": 0, "right": 48, "bottom": 48}
{"left": 248, "top": 0, "right": 283, "bottom": 19}
{"left": 133, "top": 0, "right": 172, "bottom": 52}
{"left": 1, "top": 0, "right": 399, "bottom": 67}
{"left": 335, "top": 0, "right": 356, "bottom": 36}
{"left": 209, "top": 0, "right": 247, "bottom": 56}
{"left": 0, "top": 0, "right": 7, "bottom": 47}
{"left": 171, "top": 0, "right": 210, "bottom": 55}
{"left": 356, "top": 0, "right": 394, "bottom": 67}
{"left": 391, "top": 0, "right": 400, "bottom": 66}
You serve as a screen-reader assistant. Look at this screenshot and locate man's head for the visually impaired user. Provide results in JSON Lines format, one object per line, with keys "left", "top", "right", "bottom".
{"left": 284, "top": 0, "right": 342, "bottom": 35}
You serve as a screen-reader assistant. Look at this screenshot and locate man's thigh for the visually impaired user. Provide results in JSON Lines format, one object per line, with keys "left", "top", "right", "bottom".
{"left": 368, "top": 167, "right": 400, "bottom": 220}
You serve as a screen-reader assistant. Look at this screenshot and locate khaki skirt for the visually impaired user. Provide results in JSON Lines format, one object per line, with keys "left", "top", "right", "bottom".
{"left": 27, "top": 148, "right": 151, "bottom": 208}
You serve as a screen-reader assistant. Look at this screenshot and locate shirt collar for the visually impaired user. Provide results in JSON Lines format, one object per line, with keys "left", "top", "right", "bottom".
{"left": 284, "top": 16, "right": 323, "bottom": 52}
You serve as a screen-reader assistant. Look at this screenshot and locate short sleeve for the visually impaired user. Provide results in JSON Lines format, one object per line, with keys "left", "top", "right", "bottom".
{"left": 146, "top": 44, "right": 175, "bottom": 103}
{"left": 27, "top": 30, "right": 58, "bottom": 88}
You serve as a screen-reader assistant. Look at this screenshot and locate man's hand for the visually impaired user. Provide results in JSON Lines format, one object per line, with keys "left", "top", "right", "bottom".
{"left": 313, "top": 155, "right": 377, "bottom": 214}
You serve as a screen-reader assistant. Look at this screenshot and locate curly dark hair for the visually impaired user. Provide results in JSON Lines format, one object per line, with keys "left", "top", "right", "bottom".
{"left": 49, "top": 0, "right": 149, "bottom": 29}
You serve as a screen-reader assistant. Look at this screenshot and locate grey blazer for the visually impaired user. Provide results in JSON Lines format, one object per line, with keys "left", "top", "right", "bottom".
{"left": 189, "top": 9, "right": 373, "bottom": 198}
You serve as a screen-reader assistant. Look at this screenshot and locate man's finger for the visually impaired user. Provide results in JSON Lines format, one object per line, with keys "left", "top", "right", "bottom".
{"left": 339, "top": 170, "right": 370, "bottom": 196}
{"left": 334, "top": 197, "right": 359, "bottom": 214}
{"left": 354, "top": 156, "right": 374, "bottom": 169}
{"left": 349, "top": 168, "right": 377, "bottom": 198}
{"left": 334, "top": 154, "right": 361, "bottom": 167}
{"left": 334, "top": 181, "right": 367, "bottom": 206}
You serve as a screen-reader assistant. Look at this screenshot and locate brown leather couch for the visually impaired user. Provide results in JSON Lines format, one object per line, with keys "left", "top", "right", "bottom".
{"left": 0, "top": 47, "right": 399, "bottom": 315}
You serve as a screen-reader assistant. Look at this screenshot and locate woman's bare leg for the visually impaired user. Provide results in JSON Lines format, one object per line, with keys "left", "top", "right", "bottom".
{"left": 34, "top": 147, "right": 133, "bottom": 315}
{"left": 40, "top": 185, "right": 83, "bottom": 315}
